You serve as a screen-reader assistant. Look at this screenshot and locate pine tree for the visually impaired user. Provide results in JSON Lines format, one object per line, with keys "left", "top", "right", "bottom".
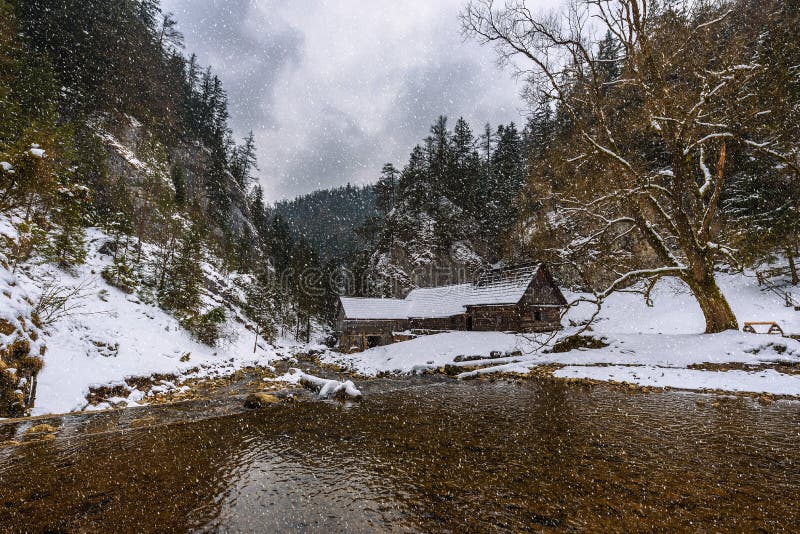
{"left": 205, "top": 139, "right": 231, "bottom": 229}
{"left": 290, "top": 237, "right": 321, "bottom": 342}
{"left": 159, "top": 225, "right": 204, "bottom": 313}
{"left": 375, "top": 163, "right": 399, "bottom": 213}
{"left": 596, "top": 30, "right": 621, "bottom": 82}
{"left": 245, "top": 266, "right": 279, "bottom": 346}
{"left": 451, "top": 117, "right": 482, "bottom": 215}
{"left": 232, "top": 131, "right": 258, "bottom": 188}
{"left": 102, "top": 253, "right": 137, "bottom": 293}
{"left": 249, "top": 184, "right": 269, "bottom": 241}
{"left": 46, "top": 178, "right": 89, "bottom": 269}
{"left": 158, "top": 12, "right": 184, "bottom": 51}
{"left": 171, "top": 161, "right": 186, "bottom": 206}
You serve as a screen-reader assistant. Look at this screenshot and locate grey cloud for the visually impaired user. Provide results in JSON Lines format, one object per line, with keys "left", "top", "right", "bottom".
{"left": 386, "top": 57, "right": 507, "bottom": 149}
{"left": 160, "top": 0, "right": 527, "bottom": 201}
{"left": 273, "top": 106, "right": 380, "bottom": 198}
{"left": 163, "top": 0, "right": 303, "bottom": 129}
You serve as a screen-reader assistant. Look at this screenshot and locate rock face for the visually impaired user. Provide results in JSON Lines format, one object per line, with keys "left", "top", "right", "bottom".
{"left": 244, "top": 392, "right": 280, "bottom": 409}
{"left": 95, "top": 115, "right": 254, "bottom": 244}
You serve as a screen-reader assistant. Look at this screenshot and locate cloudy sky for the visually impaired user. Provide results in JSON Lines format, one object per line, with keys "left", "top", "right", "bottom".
{"left": 161, "top": 0, "right": 549, "bottom": 201}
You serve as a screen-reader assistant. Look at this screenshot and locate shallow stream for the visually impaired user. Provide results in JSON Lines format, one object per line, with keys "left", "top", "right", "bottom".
{"left": 1, "top": 376, "right": 799, "bottom": 532}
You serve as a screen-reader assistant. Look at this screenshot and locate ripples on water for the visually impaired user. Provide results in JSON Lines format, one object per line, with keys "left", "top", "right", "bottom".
{"left": 1, "top": 379, "right": 799, "bottom": 532}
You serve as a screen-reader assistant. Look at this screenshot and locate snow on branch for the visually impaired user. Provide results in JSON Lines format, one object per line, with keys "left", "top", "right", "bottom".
{"left": 684, "top": 132, "right": 734, "bottom": 156}
{"left": 694, "top": 9, "right": 734, "bottom": 31}
{"left": 599, "top": 266, "right": 686, "bottom": 300}
{"left": 698, "top": 146, "right": 713, "bottom": 197}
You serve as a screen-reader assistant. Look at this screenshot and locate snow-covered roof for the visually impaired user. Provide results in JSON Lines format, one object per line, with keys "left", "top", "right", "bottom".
{"left": 340, "top": 264, "right": 544, "bottom": 320}
{"left": 339, "top": 297, "right": 412, "bottom": 320}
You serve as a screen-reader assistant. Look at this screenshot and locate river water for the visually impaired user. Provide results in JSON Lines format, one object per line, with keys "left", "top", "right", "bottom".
{"left": 1, "top": 377, "right": 799, "bottom": 532}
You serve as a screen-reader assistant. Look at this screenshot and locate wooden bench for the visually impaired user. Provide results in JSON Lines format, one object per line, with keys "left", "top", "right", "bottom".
{"left": 742, "top": 321, "right": 784, "bottom": 336}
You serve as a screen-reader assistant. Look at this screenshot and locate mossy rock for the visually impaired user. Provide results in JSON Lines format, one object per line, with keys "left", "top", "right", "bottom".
{"left": 25, "top": 424, "right": 57, "bottom": 435}
{"left": 244, "top": 392, "right": 280, "bottom": 409}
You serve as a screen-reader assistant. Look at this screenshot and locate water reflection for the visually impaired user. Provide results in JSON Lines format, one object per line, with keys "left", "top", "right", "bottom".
{"left": 1, "top": 379, "right": 799, "bottom": 532}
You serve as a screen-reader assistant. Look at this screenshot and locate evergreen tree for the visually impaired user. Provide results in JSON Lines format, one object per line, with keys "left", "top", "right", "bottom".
{"left": 171, "top": 161, "right": 186, "bottom": 206}
{"left": 159, "top": 225, "right": 204, "bottom": 313}
{"left": 451, "top": 117, "right": 482, "bottom": 212}
{"left": 232, "top": 131, "right": 258, "bottom": 188}
{"left": 245, "top": 266, "right": 279, "bottom": 346}
{"left": 375, "top": 163, "right": 399, "bottom": 214}
{"left": 290, "top": 237, "right": 321, "bottom": 342}
{"left": 596, "top": 30, "right": 621, "bottom": 82}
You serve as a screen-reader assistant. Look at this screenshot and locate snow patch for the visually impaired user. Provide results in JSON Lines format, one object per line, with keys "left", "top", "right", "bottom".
{"left": 554, "top": 366, "right": 800, "bottom": 396}
{"left": 269, "top": 369, "right": 362, "bottom": 400}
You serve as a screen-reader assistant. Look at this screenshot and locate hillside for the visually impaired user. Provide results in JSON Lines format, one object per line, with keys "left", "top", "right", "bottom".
{"left": 274, "top": 184, "right": 378, "bottom": 263}
{"left": 0, "top": 0, "right": 325, "bottom": 416}
{"left": 7, "top": 224, "right": 298, "bottom": 415}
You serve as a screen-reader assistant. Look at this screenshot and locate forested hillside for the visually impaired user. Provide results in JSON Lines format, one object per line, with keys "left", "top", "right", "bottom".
{"left": 353, "top": 116, "right": 536, "bottom": 296}
{"left": 0, "top": 0, "right": 325, "bottom": 415}
{"left": 274, "top": 184, "right": 377, "bottom": 264}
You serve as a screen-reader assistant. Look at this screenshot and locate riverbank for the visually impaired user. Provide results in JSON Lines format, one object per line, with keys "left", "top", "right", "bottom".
{"left": 1, "top": 226, "right": 318, "bottom": 417}
{"left": 321, "top": 272, "right": 800, "bottom": 397}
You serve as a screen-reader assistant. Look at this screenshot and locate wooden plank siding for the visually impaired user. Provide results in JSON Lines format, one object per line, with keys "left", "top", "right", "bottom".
{"left": 409, "top": 315, "right": 467, "bottom": 331}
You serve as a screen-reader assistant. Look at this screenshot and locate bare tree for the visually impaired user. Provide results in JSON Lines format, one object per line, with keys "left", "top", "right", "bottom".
{"left": 462, "top": 0, "right": 787, "bottom": 333}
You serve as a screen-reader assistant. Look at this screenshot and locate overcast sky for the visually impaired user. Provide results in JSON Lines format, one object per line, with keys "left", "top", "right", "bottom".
{"left": 161, "top": 0, "right": 550, "bottom": 201}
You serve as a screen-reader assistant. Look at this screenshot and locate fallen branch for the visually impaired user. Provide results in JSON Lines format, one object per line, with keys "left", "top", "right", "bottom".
{"left": 293, "top": 369, "right": 363, "bottom": 400}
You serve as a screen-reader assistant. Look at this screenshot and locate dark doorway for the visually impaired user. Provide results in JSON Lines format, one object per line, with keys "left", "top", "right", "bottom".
{"left": 532, "top": 309, "right": 543, "bottom": 322}
{"left": 367, "top": 335, "right": 382, "bottom": 348}
{"left": 466, "top": 316, "right": 473, "bottom": 331}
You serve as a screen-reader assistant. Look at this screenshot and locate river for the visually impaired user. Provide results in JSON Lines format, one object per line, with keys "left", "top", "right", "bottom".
{"left": 1, "top": 376, "right": 799, "bottom": 532}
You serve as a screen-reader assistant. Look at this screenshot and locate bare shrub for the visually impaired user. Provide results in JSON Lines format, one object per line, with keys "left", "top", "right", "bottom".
{"left": 33, "top": 276, "right": 94, "bottom": 326}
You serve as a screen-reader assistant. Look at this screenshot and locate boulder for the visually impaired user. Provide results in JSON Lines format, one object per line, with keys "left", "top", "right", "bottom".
{"left": 244, "top": 392, "right": 280, "bottom": 409}
{"left": 98, "top": 240, "right": 118, "bottom": 256}
{"left": 25, "top": 424, "right": 57, "bottom": 435}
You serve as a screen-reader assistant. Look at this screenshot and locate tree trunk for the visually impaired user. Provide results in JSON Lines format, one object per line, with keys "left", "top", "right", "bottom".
{"left": 787, "top": 246, "right": 799, "bottom": 286}
{"left": 253, "top": 324, "right": 260, "bottom": 354}
{"left": 686, "top": 273, "right": 738, "bottom": 333}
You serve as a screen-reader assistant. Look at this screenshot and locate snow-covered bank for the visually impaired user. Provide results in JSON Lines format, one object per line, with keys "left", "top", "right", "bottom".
{"left": 322, "top": 271, "right": 800, "bottom": 396}
{"left": 7, "top": 228, "right": 302, "bottom": 416}
{"left": 322, "top": 331, "right": 530, "bottom": 376}
{"left": 553, "top": 366, "right": 800, "bottom": 396}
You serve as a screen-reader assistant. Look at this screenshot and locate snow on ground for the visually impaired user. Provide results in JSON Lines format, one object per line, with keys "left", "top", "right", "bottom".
{"left": 553, "top": 366, "right": 800, "bottom": 396}
{"left": 564, "top": 272, "right": 799, "bottom": 336}
{"left": 322, "top": 271, "right": 800, "bottom": 395}
{"left": 11, "top": 227, "right": 299, "bottom": 416}
{"left": 323, "top": 331, "right": 530, "bottom": 376}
